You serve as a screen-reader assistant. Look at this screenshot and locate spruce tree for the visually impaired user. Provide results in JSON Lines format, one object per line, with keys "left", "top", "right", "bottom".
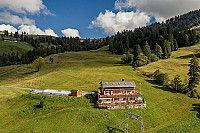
{"left": 132, "top": 44, "right": 143, "bottom": 68}
{"left": 143, "top": 41, "right": 151, "bottom": 58}
{"left": 155, "top": 43, "right": 163, "bottom": 58}
{"left": 183, "top": 34, "right": 189, "bottom": 46}
{"left": 162, "top": 40, "right": 172, "bottom": 59}
{"left": 126, "top": 36, "right": 130, "bottom": 52}
{"left": 133, "top": 44, "right": 142, "bottom": 58}
{"left": 169, "top": 75, "right": 186, "bottom": 93}
{"left": 171, "top": 42, "right": 175, "bottom": 51}
{"left": 173, "top": 39, "right": 179, "bottom": 51}
{"left": 187, "top": 55, "right": 200, "bottom": 98}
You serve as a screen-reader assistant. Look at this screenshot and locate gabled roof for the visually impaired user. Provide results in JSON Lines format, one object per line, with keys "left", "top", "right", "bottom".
{"left": 101, "top": 81, "right": 136, "bottom": 89}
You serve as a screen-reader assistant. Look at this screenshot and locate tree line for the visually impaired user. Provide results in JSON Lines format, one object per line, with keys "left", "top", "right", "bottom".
{"left": 0, "top": 32, "right": 108, "bottom": 67}
{"left": 111, "top": 9, "right": 200, "bottom": 67}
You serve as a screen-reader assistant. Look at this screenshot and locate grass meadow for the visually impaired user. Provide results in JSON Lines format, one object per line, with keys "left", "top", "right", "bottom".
{"left": 0, "top": 41, "right": 33, "bottom": 55}
{"left": 0, "top": 45, "right": 200, "bottom": 133}
{"left": 138, "top": 44, "right": 200, "bottom": 91}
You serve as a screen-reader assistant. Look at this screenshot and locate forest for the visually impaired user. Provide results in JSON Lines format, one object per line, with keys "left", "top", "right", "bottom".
{"left": 1, "top": 9, "right": 200, "bottom": 67}
{"left": 109, "top": 9, "right": 200, "bottom": 67}
{"left": 0, "top": 32, "right": 109, "bottom": 66}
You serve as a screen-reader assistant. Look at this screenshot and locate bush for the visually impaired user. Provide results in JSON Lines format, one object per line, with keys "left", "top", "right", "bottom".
{"left": 133, "top": 53, "right": 149, "bottom": 67}
{"left": 35, "top": 101, "right": 44, "bottom": 109}
{"left": 121, "top": 52, "right": 133, "bottom": 64}
{"left": 153, "top": 69, "right": 169, "bottom": 86}
{"left": 34, "top": 56, "right": 45, "bottom": 72}
{"left": 149, "top": 54, "right": 159, "bottom": 62}
{"left": 168, "top": 75, "right": 187, "bottom": 93}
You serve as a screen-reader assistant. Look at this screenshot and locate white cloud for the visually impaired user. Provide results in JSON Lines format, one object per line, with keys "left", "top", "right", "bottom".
{"left": 44, "top": 28, "right": 58, "bottom": 37}
{"left": 18, "top": 25, "right": 58, "bottom": 37}
{"left": 91, "top": 10, "right": 150, "bottom": 35}
{"left": 115, "top": 0, "right": 200, "bottom": 21}
{"left": 0, "top": 24, "right": 17, "bottom": 33}
{"left": 0, "top": 0, "right": 52, "bottom": 15}
{"left": 0, "top": 12, "right": 35, "bottom": 25}
{"left": 0, "top": 23, "right": 58, "bottom": 36}
{"left": 61, "top": 28, "right": 80, "bottom": 38}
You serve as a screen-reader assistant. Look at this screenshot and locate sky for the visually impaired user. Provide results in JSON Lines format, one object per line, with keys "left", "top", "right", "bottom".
{"left": 0, "top": 0, "right": 200, "bottom": 38}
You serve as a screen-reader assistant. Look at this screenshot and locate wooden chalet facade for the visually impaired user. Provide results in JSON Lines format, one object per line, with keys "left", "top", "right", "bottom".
{"left": 97, "top": 81, "right": 146, "bottom": 109}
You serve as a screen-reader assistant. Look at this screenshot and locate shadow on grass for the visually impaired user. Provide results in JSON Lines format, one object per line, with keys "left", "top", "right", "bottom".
{"left": 145, "top": 79, "right": 176, "bottom": 93}
{"left": 107, "top": 126, "right": 124, "bottom": 133}
{"left": 191, "top": 103, "right": 200, "bottom": 118}
{"left": 23, "top": 70, "right": 37, "bottom": 75}
{"left": 114, "top": 64, "right": 132, "bottom": 67}
{"left": 176, "top": 53, "right": 200, "bottom": 59}
{"left": 113, "top": 61, "right": 132, "bottom": 67}
{"left": 85, "top": 92, "right": 98, "bottom": 108}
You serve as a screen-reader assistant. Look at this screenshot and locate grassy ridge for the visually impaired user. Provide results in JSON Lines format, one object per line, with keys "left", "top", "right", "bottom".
{"left": 138, "top": 44, "right": 200, "bottom": 78}
{"left": 0, "top": 46, "right": 200, "bottom": 133}
{"left": 0, "top": 41, "right": 33, "bottom": 55}
{"left": 138, "top": 44, "right": 200, "bottom": 91}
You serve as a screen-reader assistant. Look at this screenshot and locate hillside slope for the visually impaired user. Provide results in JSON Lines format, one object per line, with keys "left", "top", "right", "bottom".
{"left": 0, "top": 41, "right": 33, "bottom": 55}
{"left": 138, "top": 43, "right": 200, "bottom": 91}
{"left": 0, "top": 46, "right": 200, "bottom": 133}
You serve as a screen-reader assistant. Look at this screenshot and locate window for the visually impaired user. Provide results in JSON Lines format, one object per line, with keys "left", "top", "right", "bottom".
{"left": 105, "top": 91, "right": 110, "bottom": 95}
{"left": 127, "top": 91, "right": 131, "bottom": 94}
{"left": 114, "top": 98, "right": 119, "bottom": 101}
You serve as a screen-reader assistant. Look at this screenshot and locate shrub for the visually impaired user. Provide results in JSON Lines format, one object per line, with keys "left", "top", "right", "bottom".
{"left": 168, "top": 75, "right": 187, "bottom": 93}
{"left": 35, "top": 101, "right": 44, "bottom": 109}
{"left": 133, "top": 53, "right": 149, "bottom": 67}
{"left": 34, "top": 56, "right": 45, "bottom": 72}
{"left": 153, "top": 69, "right": 169, "bottom": 86}
{"left": 149, "top": 54, "right": 159, "bottom": 62}
{"left": 121, "top": 52, "right": 133, "bottom": 64}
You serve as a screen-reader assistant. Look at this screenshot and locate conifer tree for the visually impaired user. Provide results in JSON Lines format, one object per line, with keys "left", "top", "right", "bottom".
{"left": 143, "top": 41, "right": 151, "bottom": 58}
{"left": 187, "top": 55, "right": 200, "bottom": 98}
{"left": 126, "top": 36, "right": 130, "bottom": 51}
{"left": 155, "top": 43, "right": 163, "bottom": 58}
{"left": 183, "top": 34, "right": 189, "bottom": 46}
{"left": 173, "top": 39, "right": 179, "bottom": 51}
{"left": 171, "top": 42, "right": 175, "bottom": 51}
{"left": 169, "top": 75, "right": 186, "bottom": 93}
{"left": 133, "top": 44, "right": 142, "bottom": 58}
{"left": 162, "top": 40, "right": 172, "bottom": 58}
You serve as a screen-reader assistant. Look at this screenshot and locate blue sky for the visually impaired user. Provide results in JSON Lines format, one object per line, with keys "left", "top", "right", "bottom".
{"left": 35, "top": 0, "right": 116, "bottom": 38}
{"left": 0, "top": 0, "right": 116, "bottom": 38}
{"left": 1, "top": 0, "right": 200, "bottom": 38}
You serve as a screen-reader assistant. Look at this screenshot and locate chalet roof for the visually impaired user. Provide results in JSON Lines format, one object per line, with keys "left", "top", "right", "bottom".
{"left": 101, "top": 81, "right": 136, "bottom": 89}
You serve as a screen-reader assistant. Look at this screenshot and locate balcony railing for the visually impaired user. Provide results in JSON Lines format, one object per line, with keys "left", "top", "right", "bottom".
{"left": 99, "top": 94, "right": 140, "bottom": 98}
{"left": 97, "top": 101, "right": 144, "bottom": 105}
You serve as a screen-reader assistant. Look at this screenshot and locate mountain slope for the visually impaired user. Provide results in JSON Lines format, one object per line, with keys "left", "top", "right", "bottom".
{"left": 138, "top": 43, "right": 200, "bottom": 91}
{"left": 0, "top": 46, "right": 200, "bottom": 133}
{"left": 0, "top": 40, "right": 33, "bottom": 55}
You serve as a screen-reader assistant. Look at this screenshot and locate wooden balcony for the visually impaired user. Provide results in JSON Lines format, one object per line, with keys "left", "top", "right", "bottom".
{"left": 98, "top": 94, "right": 140, "bottom": 98}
